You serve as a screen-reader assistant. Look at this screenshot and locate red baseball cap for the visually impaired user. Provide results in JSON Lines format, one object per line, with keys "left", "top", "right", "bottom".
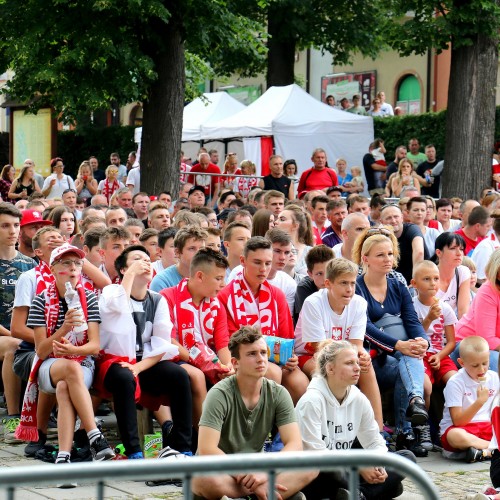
{"left": 20, "top": 209, "right": 52, "bottom": 228}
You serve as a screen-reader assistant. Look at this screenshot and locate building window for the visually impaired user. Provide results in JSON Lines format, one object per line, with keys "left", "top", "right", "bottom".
{"left": 396, "top": 75, "right": 421, "bottom": 115}
{"left": 129, "top": 105, "right": 143, "bottom": 127}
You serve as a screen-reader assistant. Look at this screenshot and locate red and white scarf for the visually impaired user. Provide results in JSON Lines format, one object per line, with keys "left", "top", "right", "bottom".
{"left": 237, "top": 176, "right": 258, "bottom": 199}
{"left": 226, "top": 271, "right": 279, "bottom": 336}
{"left": 34, "top": 260, "right": 55, "bottom": 294}
{"left": 16, "top": 282, "right": 89, "bottom": 442}
{"left": 102, "top": 178, "right": 120, "bottom": 204}
{"left": 173, "top": 278, "right": 220, "bottom": 351}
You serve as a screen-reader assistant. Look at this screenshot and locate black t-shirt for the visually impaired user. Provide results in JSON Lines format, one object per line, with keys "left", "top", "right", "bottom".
{"left": 417, "top": 160, "right": 440, "bottom": 198}
{"left": 293, "top": 276, "right": 318, "bottom": 326}
{"left": 396, "top": 223, "right": 430, "bottom": 283}
{"left": 262, "top": 175, "right": 291, "bottom": 199}
{"left": 386, "top": 161, "right": 398, "bottom": 181}
{"left": 362, "top": 153, "right": 376, "bottom": 190}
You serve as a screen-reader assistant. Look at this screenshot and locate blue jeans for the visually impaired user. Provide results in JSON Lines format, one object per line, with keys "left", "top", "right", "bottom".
{"left": 450, "top": 342, "right": 499, "bottom": 371}
{"left": 373, "top": 352, "right": 425, "bottom": 434}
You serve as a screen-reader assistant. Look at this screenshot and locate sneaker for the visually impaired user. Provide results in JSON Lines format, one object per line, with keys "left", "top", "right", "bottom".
{"left": 395, "top": 431, "right": 428, "bottom": 457}
{"left": 287, "top": 493, "right": 306, "bottom": 500}
{"left": 414, "top": 424, "right": 433, "bottom": 451}
{"left": 484, "top": 487, "right": 500, "bottom": 495}
{"left": 3, "top": 417, "right": 22, "bottom": 444}
{"left": 55, "top": 456, "right": 77, "bottom": 488}
{"left": 336, "top": 488, "right": 366, "bottom": 500}
{"left": 158, "top": 446, "right": 189, "bottom": 460}
{"left": 466, "top": 446, "right": 487, "bottom": 463}
{"left": 24, "top": 430, "right": 47, "bottom": 457}
{"left": 405, "top": 397, "right": 428, "bottom": 425}
{"left": 471, "top": 494, "right": 496, "bottom": 500}
{"left": 89, "top": 435, "right": 115, "bottom": 461}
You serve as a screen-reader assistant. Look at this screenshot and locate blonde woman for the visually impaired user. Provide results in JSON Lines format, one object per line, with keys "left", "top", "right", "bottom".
{"left": 388, "top": 159, "right": 422, "bottom": 197}
{"left": 353, "top": 227, "right": 431, "bottom": 455}
{"left": 221, "top": 153, "right": 240, "bottom": 190}
{"left": 8, "top": 165, "right": 41, "bottom": 200}
{"left": 275, "top": 204, "right": 314, "bottom": 274}
{"left": 75, "top": 161, "right": 98, "bottom": 205}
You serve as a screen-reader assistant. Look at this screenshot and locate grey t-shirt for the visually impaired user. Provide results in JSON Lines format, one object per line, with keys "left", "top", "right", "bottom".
{"left": 199, "top": 376, "right": 296, "bottom": 454}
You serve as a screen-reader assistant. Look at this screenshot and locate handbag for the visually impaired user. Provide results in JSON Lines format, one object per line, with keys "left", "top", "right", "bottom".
{"left": 373, "top": 313, "right": 409, "bottom": 341}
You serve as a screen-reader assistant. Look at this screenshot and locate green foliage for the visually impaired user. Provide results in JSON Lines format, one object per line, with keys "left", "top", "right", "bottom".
{"left": 0, "top": 0, "right": 267, "bottom": 121}
{"left": 383, "top": 0, "right": 500, "bottom": 56}
{"left": 57, "top": 126, "right": 135, "bottom": 178}
{"left": 373, "top": 112, "right": 447, "bottom": 159}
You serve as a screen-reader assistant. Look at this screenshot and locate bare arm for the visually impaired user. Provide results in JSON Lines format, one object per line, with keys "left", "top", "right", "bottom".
{"left": 82, "top": 259, "right": 112, "bottom": 290}
{"left": 278, "top": 421, "right": 303, "bottom": 452}
{"left": 411, "top": 236, "right": 425, "bottom": 267}
{"left": 197, "top": 425, "right": 225, "bottom": 456}
{"left": 11, "top": 307, "right": 34, "bottom": 342}
{"left": 457, "top": 279, "right": 471, "bottom": 319}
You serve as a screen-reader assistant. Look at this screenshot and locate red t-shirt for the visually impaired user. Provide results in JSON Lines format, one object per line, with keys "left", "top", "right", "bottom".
{"left": 298, "top": 167, "right": 338, "bottom": 196}
{"left": 455, "top": 227, "right": 486, "bottom": 256}
{"left": 188, "top": 163, "right": 221, "bottom": 197}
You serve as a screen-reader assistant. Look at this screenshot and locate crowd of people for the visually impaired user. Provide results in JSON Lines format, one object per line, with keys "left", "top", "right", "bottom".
{"left": 1, "top": 141, "right": 500, "bottom": 499}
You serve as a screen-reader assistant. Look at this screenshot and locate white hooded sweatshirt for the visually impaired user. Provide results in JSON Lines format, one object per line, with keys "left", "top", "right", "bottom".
{"left": 295, "top": 377, "right": 386, "bottom": 452}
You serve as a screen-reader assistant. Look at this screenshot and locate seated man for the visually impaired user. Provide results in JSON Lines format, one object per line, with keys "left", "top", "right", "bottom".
{"left": 219, "top": 237, "right": 308, "bottom": 404}
{"left": 162, "top": 248, "right": 232, "bottom": 427}
{"left": 193, "top": 327, "right": 316, "bottom": 499}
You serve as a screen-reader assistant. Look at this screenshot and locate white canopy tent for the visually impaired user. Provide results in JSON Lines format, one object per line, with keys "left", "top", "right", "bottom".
{"left": 201, "top": 84, "right": 374, "bottom": 183}
{"left": 134, "top": 91, "right": 246, "bottom": 143}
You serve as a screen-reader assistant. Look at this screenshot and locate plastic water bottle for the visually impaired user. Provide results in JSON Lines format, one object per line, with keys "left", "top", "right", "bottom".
{"left": 64, "top": 282, "right": 88, "bottom": 333}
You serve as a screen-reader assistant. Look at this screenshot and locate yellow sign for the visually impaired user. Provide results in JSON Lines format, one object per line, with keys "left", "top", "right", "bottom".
{"left": 13, "top": 108, "right": 52, "bottom": 177}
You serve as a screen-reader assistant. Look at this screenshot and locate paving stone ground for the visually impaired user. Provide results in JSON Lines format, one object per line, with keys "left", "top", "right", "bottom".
{"left": 0, "top": 413, "right": 494, "bottom": 499}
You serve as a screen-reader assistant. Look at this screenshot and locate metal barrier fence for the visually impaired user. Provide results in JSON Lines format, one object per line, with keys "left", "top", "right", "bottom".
{"left": 0, "top": 450, "right": 439, "bottom": 500}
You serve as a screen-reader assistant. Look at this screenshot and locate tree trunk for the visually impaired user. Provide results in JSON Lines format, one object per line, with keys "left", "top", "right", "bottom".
{"left": 442, "top": 33, "right": 498, "bottom": 199}
{"left": 266, "top": 4, "right": 296, "bottom": 87}
{"left": 140, "top": 18, "right": 185, "bottom": 197}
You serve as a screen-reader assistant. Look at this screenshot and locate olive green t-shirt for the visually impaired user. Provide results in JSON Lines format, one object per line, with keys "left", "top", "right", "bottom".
{"left": 199, "top": 376, "right": 296, "bottom": 454}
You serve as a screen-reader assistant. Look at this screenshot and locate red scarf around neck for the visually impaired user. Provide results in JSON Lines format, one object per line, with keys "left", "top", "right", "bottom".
{"left": 34, "top": 260, "right": 55, "bottom": 294}
{"left": 102, "top": 178, "right": 120, "bottom": 203}
{"left": 227, "top": 271, "right": 279, "bottom": 336}
{"left": 16, "top": 282, "right": 89, "bottom": 442}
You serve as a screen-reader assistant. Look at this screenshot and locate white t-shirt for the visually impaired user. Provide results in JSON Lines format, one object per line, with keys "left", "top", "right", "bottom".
{"left": 436, "top": 265, "right": 471, "bottom": 312}
{"left": 423, "top": 227, "right": 441, "bottom": 256}
{"left": 42, "top": 174, "right": 76, "bottom": 199}
{"left": 227, "top": 265, "right": 296, "bottom": 314}
{"left": 295, "top": 289, "right": 367, "bottom": 355}
{"left": 332, "top": 243, "right": 343, "bottom": 258}
{"left": 97, "top": 180, "right": 125, "bottom": 192}
{"left": 13, "top": 269, "right": 37, "bottom": 307}
{"left": 412, "top": 297, "right": 457, "bottom": 352}
{"left": 152, "top": 260, "right": 166, "bottom": 277}
{"left": 440, "top": 369, "right": 499, "bottom": 435}
{"left": 472, "top": 234, "right": 500, "bottom": 280}
{"left": 126, "top": 167, "right": 141, "bottom": 195}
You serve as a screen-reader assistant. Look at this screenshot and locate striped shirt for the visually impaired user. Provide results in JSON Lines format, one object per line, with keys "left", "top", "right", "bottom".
{"left": 27, "top": 289, "right": 100, "bottom": 331}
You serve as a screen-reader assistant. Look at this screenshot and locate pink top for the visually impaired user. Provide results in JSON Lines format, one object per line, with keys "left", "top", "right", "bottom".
{"left": 455, "top": 281, "right": 500, "bottom": 350}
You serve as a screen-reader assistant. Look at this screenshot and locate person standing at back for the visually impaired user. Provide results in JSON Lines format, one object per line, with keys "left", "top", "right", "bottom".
{"left": 297, "top": 148, "right": 338, "bottom": 199}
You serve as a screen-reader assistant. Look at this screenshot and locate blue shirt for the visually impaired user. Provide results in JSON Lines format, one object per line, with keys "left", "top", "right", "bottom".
{"left": 355, "top": 275, "right": 428, "bottom": 352}
{"left": 150, "top": 265, "right": 183, "bottom": 292}
{"left": 321, "top": 226, "right": 342, "bottom": 248}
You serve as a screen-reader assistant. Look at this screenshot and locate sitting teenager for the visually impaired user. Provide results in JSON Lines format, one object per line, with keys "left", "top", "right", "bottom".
{"left": 219, "top": 236, "right": 309, "bottom": 404}
{"left": 296, "top": 340, "right": 415, "bottom": 500}
{"left": 162, "top": 248, "right": 233, "bottom": 427}
{"left": 152, "top": 227, "right": 178, "bottom": 277}
{"left": 295, "top": 258, "right": 383, "bottom": 429}
{"left": 150, "top": 225, "right": 207, "bottom": 292}
{"left": 94, "top": 245, "right": 193, "bottom": 459}
{"left": 193, "top": 327, "right": 317, "bottom": 499}
{"left": 17, "top": 244, "right": 115, "bottom": 467}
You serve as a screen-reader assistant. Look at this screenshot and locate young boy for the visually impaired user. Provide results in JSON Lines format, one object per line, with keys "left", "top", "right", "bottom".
{"left": 124, "top": 218, "right": 145, "bottom": 245}
{"left": 152, "top": 228, "right": 177, "bottom": 277}
{"left": 205, "top": 227, "right": 222, "bottom": 253}
{"left": 222, "top": 221, "right": 251, "bottom": 280}
{"left": 294, "top": 258, "right": 383, "bottom": 429}
{"left": 98, "top": 226, "right": 130, "bottom": 285}
{"left": 411, "top": 261, "right": 458, "bottom": 407}
{"left": 150, "top": 225, "right": 207, "bottom": 292}
{"left": 162, "top": 248, "right": 232, "bottom": 426}
{"left": 139, "top": 228, "right": 159, "bottom": 263}
{"left": 440, "top": 336, "right": 499, "bottom": 463}
{"left": 17, "top": 244, "right": 115, "bottom": 473}
{"left": 411, "top": 260, "right": 458, "bottom": 451}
